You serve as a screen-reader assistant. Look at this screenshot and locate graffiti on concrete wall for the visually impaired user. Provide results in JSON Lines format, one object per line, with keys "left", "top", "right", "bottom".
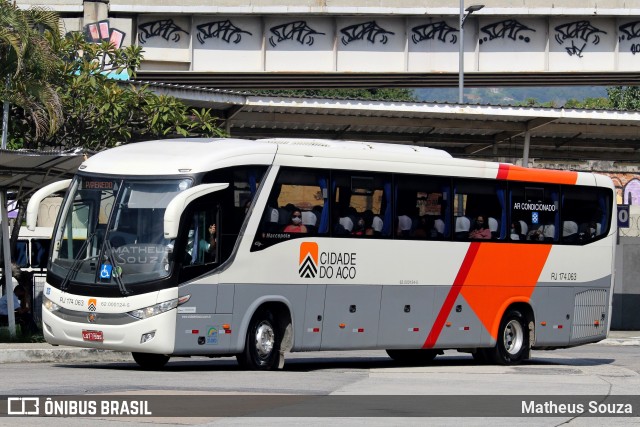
{"left": 197, "top": 20, "right": 252, "bottom": 44}
{"left": 554, "top": 20, "right": 606, "bottom": 57}
{"left": 131, "top": 15, "right": 626, "bottom": 63}
{"left": 340, "top": 21, "right": 395, "bottom": 45}
{"left": 268, "top": 21, "right": 325, "bottom": 47}
{"left": 411, "top": 21, "right": 458, "bottom": 44}
{"left": 479, "top": 19, "right": 536, "bottom": 44}
{"left": 138, "top": 19, "right": 189, "bottom": 44}
{"left": 619, "top": 21, "right": 640, "bottom": 54}
{"left": 605, "top": 173, "right": 640, "bottom": 205}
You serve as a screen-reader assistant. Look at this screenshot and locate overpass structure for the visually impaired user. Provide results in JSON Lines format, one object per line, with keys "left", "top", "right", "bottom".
{"left": 142, "top": 81, "right": 640, "bottom": 164}
{"left": 19, "top": 0, "right": 640, "bottom": 88}
{"left": 11, "top": 0, "right": 640, "bottom": 165}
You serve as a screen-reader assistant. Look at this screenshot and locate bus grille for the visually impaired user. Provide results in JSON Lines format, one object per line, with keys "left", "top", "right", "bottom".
{"left": 571, "top": 289, "right": 607, "bottom": 340}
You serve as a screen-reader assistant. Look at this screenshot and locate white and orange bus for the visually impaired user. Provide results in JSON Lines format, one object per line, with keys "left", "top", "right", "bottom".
{"left": 28, "top": 138, "right": 616, "bottom": 370}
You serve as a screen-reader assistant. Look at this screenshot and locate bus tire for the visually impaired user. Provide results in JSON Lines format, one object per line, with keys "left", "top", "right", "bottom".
{"left": 237, "top": 308, "right": 281, "bottom": 370}
{"left": 386, "top": 349, "right": 438, "bottom": 365}
{"left": 132, "top": 352, "right": 170, "bottom": 370}
{"left": 486, "top": 309, "right": 529, "bottom": 365}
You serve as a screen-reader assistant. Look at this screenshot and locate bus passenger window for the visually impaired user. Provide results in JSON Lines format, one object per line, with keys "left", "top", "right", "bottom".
{"left": 561, "top": 186, "right": 612, "bottom": 244}
{"left": 185, "top": 209, "right": 218, "bottom": 266}
{"left": 395, "top": 174, "right": 450, "bottom": 240}
{"left": 13, "top": 240, "right": 29, "bottom": 268}
{"left": 252, "top": 167, "right": 328, "bottom": 251}
{"left": 332, "top": 172, "right": 390, "bottom": 238}
{"left": 510, "top": 183, "right": 559, "bottom": 243}
{"left": 454, "top": 179, "right": 506, "bottom": 240}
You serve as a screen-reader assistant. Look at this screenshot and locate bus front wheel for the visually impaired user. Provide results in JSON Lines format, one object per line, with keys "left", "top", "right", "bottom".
{"left": 485, "top": 309, "right": 529, "bottom": 365}
{"left": 237, "top": 308, "right": 282, "bottom": 370}
{"left": 132, "top": 352, "right": 170, "bottom": 370}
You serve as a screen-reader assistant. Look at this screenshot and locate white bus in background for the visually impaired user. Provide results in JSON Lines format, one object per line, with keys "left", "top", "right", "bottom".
{"left": 13, "top": 226, "right": 53, "bottom": 273}
{"left": 29, "top": 138, "right": 616, "bottom": 370}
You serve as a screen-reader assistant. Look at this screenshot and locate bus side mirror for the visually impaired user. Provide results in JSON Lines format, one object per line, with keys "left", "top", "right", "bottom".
{"left": 26, "top": 179, "right": 72, "bottom": 231}
{"left": 163, "top": 183, "right": 229, "bottom": 240}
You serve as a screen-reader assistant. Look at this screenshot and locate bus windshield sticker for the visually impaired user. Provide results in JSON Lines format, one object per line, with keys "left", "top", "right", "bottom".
{"left": 99, "top": 264, "right": 113, "bottom": 280}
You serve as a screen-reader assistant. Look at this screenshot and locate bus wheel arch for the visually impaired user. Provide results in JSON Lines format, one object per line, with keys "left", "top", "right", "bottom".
{"left": 237, "top": 301, "right": 292, "bottom": 370}
{"left": 484, "top": 302, "right": 534, "bottom": 365}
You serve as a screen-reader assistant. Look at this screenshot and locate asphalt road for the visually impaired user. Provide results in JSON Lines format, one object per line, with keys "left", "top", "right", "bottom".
{"left": 1, "top": 343, "right": 639, "bottom": 426}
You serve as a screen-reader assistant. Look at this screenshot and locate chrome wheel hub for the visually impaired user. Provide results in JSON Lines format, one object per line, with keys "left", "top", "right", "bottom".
{"left": 503, "top": 320, "right": 524, "bottom": 355}
{"left": 255, "top": 321, "right": 275, "bottom": 358}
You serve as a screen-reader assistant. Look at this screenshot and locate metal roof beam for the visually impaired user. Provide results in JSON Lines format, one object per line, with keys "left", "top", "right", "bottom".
{"left": 232, "top": 111, "right": 523, "bottom": 131}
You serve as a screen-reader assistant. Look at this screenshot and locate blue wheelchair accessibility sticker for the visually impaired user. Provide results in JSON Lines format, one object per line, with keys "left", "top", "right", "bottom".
{"left": 100, "top": 264, "right": 113, "bottom": 280}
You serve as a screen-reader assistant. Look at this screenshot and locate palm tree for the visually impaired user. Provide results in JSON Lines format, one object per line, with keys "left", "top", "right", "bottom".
{"left": 0, "top": 0, "right": 63, "bottom": 140}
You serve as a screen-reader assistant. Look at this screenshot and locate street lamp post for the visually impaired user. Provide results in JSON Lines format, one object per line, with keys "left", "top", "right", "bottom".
{"left": 458, "top": 3, "right": 484, "bottom": 104}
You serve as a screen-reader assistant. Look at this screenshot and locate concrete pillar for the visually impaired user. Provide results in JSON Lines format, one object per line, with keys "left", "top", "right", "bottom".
{"left": 522, "top": 130, "right": 531, "bottom": 168}
{"left": 83, "top": 1, "right": 109, "bottom": 25}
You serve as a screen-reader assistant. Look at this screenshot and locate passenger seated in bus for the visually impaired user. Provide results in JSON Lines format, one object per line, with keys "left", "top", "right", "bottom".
{"left": 199, "top": 224, "right": 217, "bottom": 254}
{"left": 412, "top": 216, "right": 430, "bottom": 239}
{"left": 361, "top": 210, "right": 376, "bottom": 236}
{"left": 578, "top": 221, "right": 598, "bottom": 242}
{"left": 283, "top": 209, "right": 308, "bottom": 233}
{"left": 352, "top": 216, "right": 366, "bottom": 236}
{"left": 469, "top": 215, "right": 491, "bottom": 240}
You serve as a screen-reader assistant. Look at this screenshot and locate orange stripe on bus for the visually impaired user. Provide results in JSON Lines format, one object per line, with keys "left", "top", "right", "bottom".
{"left": 424, "top": 243, "right": 552, "bottom": 348}
{"left": 498, "top": 164, "right": 578, "bottom": 185}
{"left": 423, "top": 243, "right": 480, "bottom": 349}
{"left": 460, "top": 243, "right": 552, "bottom": 340}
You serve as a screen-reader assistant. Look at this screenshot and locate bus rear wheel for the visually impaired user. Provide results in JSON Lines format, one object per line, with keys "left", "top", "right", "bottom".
{"left": 485, "top": 309, "right": 529, "bottom": 365}
{"left": 132, "top": 352, "right": 170, "bottom": 370}
{"left": 386, "top": 349, "right": 438, "bottom": 365}
{"left": 237, "top": 308, "right": 282, "bottom": 370}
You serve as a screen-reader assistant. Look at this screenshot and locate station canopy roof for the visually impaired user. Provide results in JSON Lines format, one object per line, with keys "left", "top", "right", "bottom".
{"left": 0, "top": 148, "right": 85, "bottom": 196}
{"left": 136, "top": 80, "right": 640, "bottom": 164}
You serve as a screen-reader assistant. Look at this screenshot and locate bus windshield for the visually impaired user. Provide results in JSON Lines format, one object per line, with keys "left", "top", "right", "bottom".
{"left": 49, "top": 176, "right": 192, "bottom": 288}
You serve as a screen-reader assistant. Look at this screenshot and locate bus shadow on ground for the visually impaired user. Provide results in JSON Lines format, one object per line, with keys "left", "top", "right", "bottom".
{"left": 54, "top": 352, "right": 614, "bottom": 372}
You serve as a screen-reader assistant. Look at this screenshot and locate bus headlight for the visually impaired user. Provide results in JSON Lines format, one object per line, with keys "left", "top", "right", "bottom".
{"left": 43, "top": 296, "right": 61, "bottom": 312}
{"left": 127, "top": 295, "right": 190, "bottom": 320}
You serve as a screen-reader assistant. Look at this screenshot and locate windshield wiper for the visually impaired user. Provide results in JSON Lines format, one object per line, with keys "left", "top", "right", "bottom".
{"left": 60, "top": 231, "right": 97, "bottom": 292}
{"left": 103, "top": 239, "right": 129, "bottom": 296}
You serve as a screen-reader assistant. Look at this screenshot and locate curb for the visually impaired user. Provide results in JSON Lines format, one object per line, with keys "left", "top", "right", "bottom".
{"left": 0, "top": 348, "right": 132, "bottom": 364}
{"left": 598, "top": 338, "right": 640, "bottom": 346}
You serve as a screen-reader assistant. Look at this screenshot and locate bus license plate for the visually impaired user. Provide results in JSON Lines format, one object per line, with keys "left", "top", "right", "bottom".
{"left": 82, "top": 330, "right": 104, "bottom": 342}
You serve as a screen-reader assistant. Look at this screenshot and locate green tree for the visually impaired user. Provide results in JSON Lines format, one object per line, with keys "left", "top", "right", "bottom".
{"left": 10, "top": 31, "right": 226, "bottom": 150}
{"left": 564, "top": 97, "right": 610, "bottom": 109}
{"left": 606, "top": 86, "right": 640, "bottom": 110}
{"left": 0, "top": 0, "right": 63, "bottom": 139}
